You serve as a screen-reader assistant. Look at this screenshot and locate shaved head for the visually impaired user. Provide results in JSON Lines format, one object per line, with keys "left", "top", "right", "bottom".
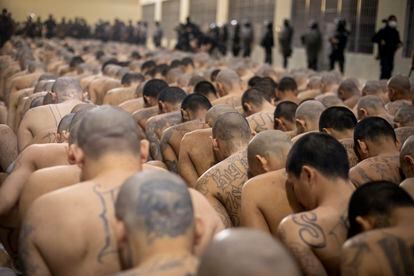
{"left": 400, "top": 136, "right": 414, "bottom": 178}
{"left": 77, "top": 106, "right": 141, "bottom": 159}
{"left": 338, "top": 78, "right": 360, "bottom": 101}
{"left": 206, "top": 104, "right": 237, "bottom": 127}
{"left": 216, "top": 69, "right": 241, "bottom": 96}
{"left": 115, "top": 171, "right": 194, "bottom": 241}
{"left": 213, "top": 112, "right": 252, "bottom": 160}
{"left": 68, "top": 105, "right": 97, "bottom": 145}
{"left": 51, "top": 77, "right": 83, "bottom": 102}
{"left": 388, "top": 75, "right": 412, "bottom": 101}
{"left": 57, "top": 113, "right": 74, "bottom": 134}
{"left": 395, "top": 105, "right": 414, "bottom": 128}
{"left": 248, "top": 130, "right": 292, "bottom": 177}
{"left": 362, "top": 80, "right": 386, "bottom": 96}
{"left": 295, "top": 100, "right": 325, "bottom": 133}
{"left": 198, "top": 229, "right": 301, "bottom": 276}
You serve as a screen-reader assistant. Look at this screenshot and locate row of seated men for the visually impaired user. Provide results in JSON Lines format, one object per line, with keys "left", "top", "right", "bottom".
{"left": 0, "top": 36, "right": 414, "bottom": 275}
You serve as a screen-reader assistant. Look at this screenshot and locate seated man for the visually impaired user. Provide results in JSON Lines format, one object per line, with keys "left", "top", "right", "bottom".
{"left": 356, "top": 95, "right": 394, "bottom": 124}
{"left": 195, "top": 112, "right": 252, "bottom": 227}
{"left": 394, "top": 105, "right": 414, "bottom": 128}
{"left": 88, "top": 71, "right": 121, "bottom": 104}
{"left": 212, "top": 69, "right": 243, "bottom": 107}
{"left": 17, "top": 77, "right": 83, "bottom": 151}
{"left": 341, "top": 181, "right": 414, "bottom": 275}
{"left": 20, "top": 106, "right": 148, "bottom": 275}
{"left": 386, "top": 74, "right": 412, "bottom": 116}
{"left": 319, "top": 106, "right": 358, "bottom": 167}
{"left": 241, "top": 130, "right": 300, "bottom": 233}
{"left": 400, "top": 136, "right": 414, "bottom": 197}
{"left": 242, "top": 88, "right": 274, "bottom": 117}
{"left": 114, "top": 171, "right": 198, "bottom": 275}
{"left": 161, "top": 94, "right": 211, "bottom": 172}
{"left": 55, "top": 113, "right": 74, "bottom": 143}
{"left": 177, "top": 104, "right": 238, "bottom": 186}
{"left": 146, "top": 87, "right": 187, "bottom": 160}
{"left": 194, "top": 80, "right": 219, "bottom": 102}
{"left": 274, "top": 101, "right": 298, "bottom": 135}
{"left": 276, "top": 77, "right": 300, "bottom": 104}
{"left": 337, "top": 78, "right": 361, "bottom": 108}
{"left": 294, "top": 100, "right": 325, "bottom": 137}
{"left": 103, "top": 73, "right": 144, "bottom": 106}
{"left": 278, "top": 133, "right": 355, "bottom": 276}
{"left": 350, "top": 117, "right": 402, "bottom": 186}
{"left": 198, "top": 229, "right": 301, "bottom": 276}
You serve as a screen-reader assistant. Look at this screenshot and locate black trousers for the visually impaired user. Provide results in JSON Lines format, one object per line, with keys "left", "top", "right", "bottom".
{"left": 330, "top": 51, "right": 345, "bottom": 73}
{"left": 264, "top": 47, "right": 272, "bottom": 64}
{"left": 380, "top": 52, "right": 395, "bottom": 79}
{"left": 307, "top": 57, "right": 318, "bottom": 71}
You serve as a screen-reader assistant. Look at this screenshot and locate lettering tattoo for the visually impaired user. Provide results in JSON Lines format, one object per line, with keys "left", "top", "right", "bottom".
{"left": 137, "top": 182, "right": 193, "bottom": 244}
{"left": 377, "top": 233, "right": 414, "bottom": 275}
{"left": 248, "top": 113, "right": 273, "bottom": 133}
{"left": 93, "top": 185, "right": 120, "bottom": 263}
{"left": 341, "top": 240, "right": 371, "bottom": 276}
{"left": 291, "top": 212, "right": 327, "bottom": 248}
{"left": 19, "top": 223, "right": 38, "bottom": 274}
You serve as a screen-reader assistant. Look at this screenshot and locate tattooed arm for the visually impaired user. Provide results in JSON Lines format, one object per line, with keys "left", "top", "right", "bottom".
{"left": 341, "top": 238, "right": 377, "bottom": 276}
{"left": 278, "top": 213, "right": 328, "bottom": 276}
{"left": 195, "top": 174, "right": 232, "bottom": 228}
{"left": 20, "top": 213, "right": 51, "bottom": 275}
{"left": 349, "top": 164, "right": 372, "bottom": 187}
{"left": 146, "top": 118, "right": 164, "bottom": 161}
{"left": 160, "top": 129, "right": 178, "bottom": 173}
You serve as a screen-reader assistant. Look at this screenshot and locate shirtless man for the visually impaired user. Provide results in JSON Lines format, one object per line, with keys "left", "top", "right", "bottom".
{"left": 198, "top": 229, "right": 301, "bottom": 276}
{"left": 213, "top": 69, "right": 243, "bottom": 107}
{"left": 195, "top": 112, "right": 252, "bottom": 227}
{"left": 350, "top": 117, "right": 402, "bottom": 186}
{"left": 341, "top": 181, "right": 414, "bottom": 275}
{"left": 394, "top": 105, "right": 414, "bottom": 128}
{"left": 278, "top": 133, "right": 355, "bottom": 275}
{"left": 274, "top": 101, "right": 298, "bottom": 134}
{"left": 276, "top": 77, "right": 300, "bottom": 104}
{"left": 178, "top": 104, "right": 237, "bottom": 186}
{"left": 146, "top": 87, "right": 187, "bottom": 160}
{"left": 294, "top": 100, "right": 325, "bottom": 137}
{"left": 400, "top": 136, "right": 414, "bottom": 197}
{"left": 20, "top": 106, "right": 148, "bottom": 275}
{"left": 55, "top": 113, "right": 74, "bottom": 143}
{"left": 114, "top": 171, "right": 198, "bottom": 275}
{"left": 103, "top": 73, "right": 144, "bottom": 106}
{"left": 17, "top": 77, "right": 83, "bottom": 151}
{"left": 241, "top": 130, "right": 299, "bottom": 233}
{"left": 88, "top": 69, "right": 121, "bottom": 105}
{"left": 194, "top": 80, "right": 219, "bottom": 102}
{"left": 386, "top": 74, "right": 412, "bottom": 116}
{"left": 160, "top": 94, "right": 211, "bottom": 172}
{"left": 356, "top": 95, "right": 394, "bottom": 124}
{"left": 337, "top": 78, "right": 361, "bottom": 108}
{"left": 241, "top": 88, "right": 274, "bottom": 117}
{"left": 319, "top": 106, "right": 358, "bottom": 167}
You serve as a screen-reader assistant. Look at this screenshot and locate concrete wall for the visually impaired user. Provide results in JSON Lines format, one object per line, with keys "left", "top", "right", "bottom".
{"left": 0, "top": 0, "right": 141, "bottom": 24}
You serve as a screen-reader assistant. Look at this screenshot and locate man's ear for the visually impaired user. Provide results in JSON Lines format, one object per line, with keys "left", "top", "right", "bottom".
{"left": 301, "top": 165, "right": 316, "bottom": 186}
{"left": 140, "top": 139, "right": 150, "bottom": 163}
{"left": 243, "top": 102, "right": 252, "bottom": 114}
{"left": 355, "top": 216, "right": 375, "bottom": 232}
{"left": 295, "top": 118, "right": 306, "bottom": 134}
{"left": 256, "top": 155, "right": 269, "bottom": 172}
{"left": 114, "top": 219, "right": 127, "bottom": 245}
{"left": 158, "top": 101, "right": 165, "bottom": 113}
{"left": 321, "top": 128, "right": 332, "bottom": 135}
{"left": 46, "top": 91, "right": 57, "bottom": 103}
{"left": 72, "top": 145, "right": 85, "bottom": 168}
{"left": 357, "top": 108, "right": 368, "bottom": 120}
{"left": 357, "top": 139, "right": 368, "bottom": 156}
{"left": 181, "top": 108, "right": 190, "bottom": 121}
{"left": 193, "top": 216, "right": 205, "bottom": 256}
{"left": 404, "top": 155, "right": 414, "bottom": 170}
{"left": 211, "top": 136, "right": 219, "bottom": 152}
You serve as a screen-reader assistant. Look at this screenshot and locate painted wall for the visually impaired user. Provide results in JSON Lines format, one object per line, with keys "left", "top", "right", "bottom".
{"left": 0, "top": 0, "right": 141, "bottom": 24}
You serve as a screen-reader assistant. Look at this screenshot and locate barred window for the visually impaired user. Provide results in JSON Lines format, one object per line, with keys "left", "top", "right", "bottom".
{"left": 189, "top": 0, "right": 217, "bottom": 32}
{"left": 161, "top": 0, "right": 180, "bottom": 40}
{"left": 142, "top": 4, "right": 155, "bottom": 36}
{"left": 404, "top": 0, "right": 414, "bottom": 57}
{"left": 291, "top": 0, "right": 378, "bottom": 53}
{"left": 228, "top": 0, "right": 275, "bottom": 43}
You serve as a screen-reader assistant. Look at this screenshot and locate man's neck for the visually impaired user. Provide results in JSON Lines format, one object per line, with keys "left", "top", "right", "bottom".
{"left": 368, "top": 140, "right": 399, "bottom": 158}
{"left": 333, "top": 129, "right": 354, "bottom": 140}
{"left": 317, "top": 178, "right": 354, "bottom": 209}
{"left": 390, "top": 207, "right": 414, "bottom": 227}
{"left": 280, "top": 91, "right": 298, "bottom": 103}
{"left": 261, "top": 100, "right": 275, "bottom": 112}
{"left": 82, "top": 154, "right": 141, "bottom": 182}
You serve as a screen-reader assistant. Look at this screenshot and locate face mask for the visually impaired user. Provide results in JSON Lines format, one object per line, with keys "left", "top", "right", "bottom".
{"left": 388, "top": 21, "right": 397, "bottom": 28}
